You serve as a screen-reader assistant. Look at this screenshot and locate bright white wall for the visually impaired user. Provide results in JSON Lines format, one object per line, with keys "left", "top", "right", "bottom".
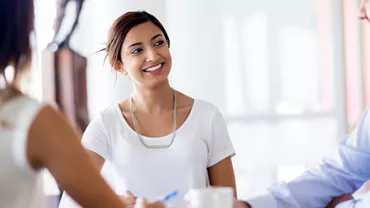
{"left": 74, "top": 0, "right": 336, "bottom": 116}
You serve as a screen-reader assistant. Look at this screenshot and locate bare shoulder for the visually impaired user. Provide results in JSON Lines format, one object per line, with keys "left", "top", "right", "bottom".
{"left": 32, "top": 105, "right": 64, "bottom": 129}
{"left": 30, "top": 105, "right": 77, "bottom": 134}
{"left": 30, "top": 105, "right": 81, "bottom": 141}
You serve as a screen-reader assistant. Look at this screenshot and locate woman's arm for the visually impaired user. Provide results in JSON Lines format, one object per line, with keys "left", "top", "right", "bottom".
{"left": 27, "top": 106, "right": 126, "bottom": 208}
{"left": 58, "top": 150, "right": 106, "bottom": 208}
{"left": 207, "top": 107, "right": 237, "bottom": 197}
{"left": 208, "top": 156, "right": 237, "bottom": 197}
{"left": 85, "top": 150, "right": 105, "bottom": 171}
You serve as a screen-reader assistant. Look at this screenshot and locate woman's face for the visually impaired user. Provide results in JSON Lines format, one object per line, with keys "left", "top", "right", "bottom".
{"left": 119, "top": 22, "right": 172, "bottom": 88}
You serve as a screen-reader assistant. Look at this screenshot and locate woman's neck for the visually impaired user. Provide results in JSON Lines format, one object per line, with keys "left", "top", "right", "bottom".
{"left": 131, "top": 81, "right": 175, "bottom": 114}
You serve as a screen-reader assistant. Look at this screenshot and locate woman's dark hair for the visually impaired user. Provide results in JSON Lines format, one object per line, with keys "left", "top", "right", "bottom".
{"left": 0, "top": 0, "right": 34, "bottom": 82}
{"left": 106, "top": 11, "right": 170, "bottom": 71}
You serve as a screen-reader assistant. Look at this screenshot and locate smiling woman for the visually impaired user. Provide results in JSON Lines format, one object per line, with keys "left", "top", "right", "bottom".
{"left": 105, "top": 12, "right": 171, "bottom": 81}
{"left": 59, "top": 10, "right": 237, "bottom": 208}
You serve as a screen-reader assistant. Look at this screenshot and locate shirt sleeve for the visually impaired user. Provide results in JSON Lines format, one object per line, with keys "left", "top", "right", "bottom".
{"left": 11, "top": 96, "right": 45, "bottom": 173}
{"left": 207, "top": 106, "right": 235, "bottom": 167}
{"left": 246, "top": 107, "right": 370, "bottom": 208}
{"left": 81, "top": 113, "right": 110, "bottom": 161}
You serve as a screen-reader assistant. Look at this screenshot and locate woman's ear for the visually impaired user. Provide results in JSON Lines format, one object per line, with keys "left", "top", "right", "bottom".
{"left": 112, "top": 61, "right": 122, "bottom": 72}
{"left": 112, "top": 61, "right": 127, "bottom": 76}
{"left": 122, "top": 69, "right": 128, "bottom": 76}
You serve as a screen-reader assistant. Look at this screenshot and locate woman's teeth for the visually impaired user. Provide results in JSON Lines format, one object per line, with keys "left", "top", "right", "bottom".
{"left": 144, "top": 63, "right": 162, "bottom": 72}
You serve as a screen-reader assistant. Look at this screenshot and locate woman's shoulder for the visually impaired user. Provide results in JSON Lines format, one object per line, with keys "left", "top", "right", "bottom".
{"left": 176, "top": 91, "right": 220, "bottom": 118}
{"left": 98, "top": 98, "right": 129, "bottom": 119}
{"left": 4, "top": 94, "right": 41, "bottom": 109}
{"left": 1, "top": 94, "right": 45, "bottom": 122}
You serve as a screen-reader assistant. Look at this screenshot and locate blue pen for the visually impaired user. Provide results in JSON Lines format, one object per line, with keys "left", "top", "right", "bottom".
{"left": 159, "top": 190, "right": 178, "bottom": 203}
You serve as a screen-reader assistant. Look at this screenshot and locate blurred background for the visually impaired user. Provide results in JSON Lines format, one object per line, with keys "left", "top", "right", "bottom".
{"left": 30, "top": 0, "right": 370, "bottom": 205}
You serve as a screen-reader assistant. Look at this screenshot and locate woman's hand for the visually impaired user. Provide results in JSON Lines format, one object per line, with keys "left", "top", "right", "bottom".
{"left": 134, "top": 197, "right": 165, "bottom": 208}
{"left": 120, "top": 191, "right": 137, "bottom": 207}
{"left": 360, "top": 0, "right": 370, "bottom": 22}
{"left": 327, "top": 194, "right": 354, "bottom": 208}
{"left": 233, "top": 199, "right": 251, "bottom": 208}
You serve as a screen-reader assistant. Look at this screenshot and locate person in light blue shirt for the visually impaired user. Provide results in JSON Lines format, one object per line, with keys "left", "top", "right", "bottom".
{"left": 232, "top": 1, "right": 370, "bottom": 207}
{"left": 232, "top": 107, "right": 370, "bottom": 208}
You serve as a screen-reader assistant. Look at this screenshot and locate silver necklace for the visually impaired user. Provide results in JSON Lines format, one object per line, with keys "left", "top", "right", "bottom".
{"left": 129, "top": 89, "right": 177, "bottom": 149}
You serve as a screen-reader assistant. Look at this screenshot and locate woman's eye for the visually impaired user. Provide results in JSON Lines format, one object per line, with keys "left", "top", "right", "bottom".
{"left": 154, "top": 40, "right": 165, "bottom": 47}
{"left": 131, "top": 48, "right": 143, "bottom": 54}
